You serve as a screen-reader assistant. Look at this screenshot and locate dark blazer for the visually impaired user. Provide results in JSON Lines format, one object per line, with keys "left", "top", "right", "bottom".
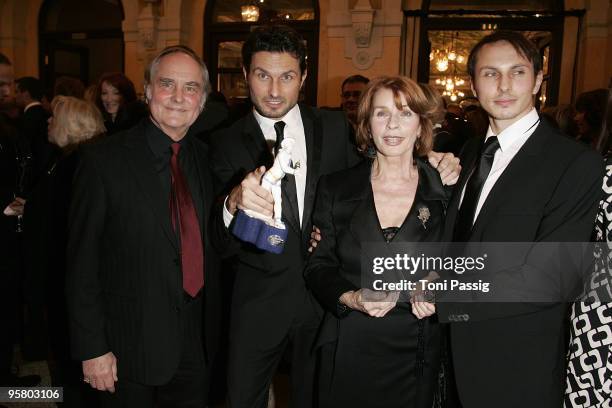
{"left": 304, "top": 158, "right": 448, "bottom": 408}
{"left": 66, "top": 120, "right": 221, "bottom": 385}
{"left": 305, "top": 158, "right": 448, "bottom": 316}
{"left": 0, "top": 115, "right": 19, "bottom": 243}
{"left": 437, "top": 118, "right": 603, "bottom": 408}
{"left": 209, "top": 104, "right": 361, "bottom": 345}
{"left": 20, "top": 104, "right": 55, "bottom": 192}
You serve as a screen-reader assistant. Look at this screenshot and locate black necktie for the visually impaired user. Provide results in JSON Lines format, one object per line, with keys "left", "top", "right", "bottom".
{"left": 273, "top": 121, "right": 285, "bottom": 156}
{"left": 454, "top": 136, "right": 500, "bottom": 241}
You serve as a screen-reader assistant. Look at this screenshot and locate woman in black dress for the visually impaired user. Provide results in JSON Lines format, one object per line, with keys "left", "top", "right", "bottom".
{"left": 305, "top": 76, "right": 447, "bottom": 408}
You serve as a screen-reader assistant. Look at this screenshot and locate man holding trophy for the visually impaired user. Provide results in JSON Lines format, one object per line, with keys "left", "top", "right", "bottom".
{"left": 209, "top": 25, "right": 460, "bottom": 408}
{"left": 232, "top": 136, "right": 299, "bottom": 254}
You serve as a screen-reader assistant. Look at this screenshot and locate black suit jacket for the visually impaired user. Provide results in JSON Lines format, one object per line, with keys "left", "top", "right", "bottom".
{"left": 305, "top": 157, "right": 448, "bottom": 326}
{"left": 20, "top": 104, "right": 55, "bottom": 193}
{"left": 437, "top": 119, "right": 603, "bottom": 408}
{"left": 66, "top": 120, "right": 221, "bottom": 385}
{"left": 209, "top": 104, "right": 360, "bottom": 343}
{"left": 0, "top": 114, "right": 19, "bottom": 266}
{"left": 305, "top": 158, "right": 449, "bottom": 313}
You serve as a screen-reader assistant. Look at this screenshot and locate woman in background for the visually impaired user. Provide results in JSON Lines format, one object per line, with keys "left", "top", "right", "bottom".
{"left": 94, "top": 72, "right": 147, "bottom": 135}
{"left": 573, "top": 88, "right": 608, "bottom": 147}
{"left": 23, "top": 96, "right": 105, "bottom": 407}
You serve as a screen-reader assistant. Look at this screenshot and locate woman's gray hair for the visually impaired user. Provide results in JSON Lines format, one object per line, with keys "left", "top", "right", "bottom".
{"left": 144, "top": 45, "right": 211, "bottom": 106}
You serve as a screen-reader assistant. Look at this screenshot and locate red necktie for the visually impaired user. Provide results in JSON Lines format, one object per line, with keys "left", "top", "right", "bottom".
{"left": 169, "top": 142, "right": 204, "bottom": 297}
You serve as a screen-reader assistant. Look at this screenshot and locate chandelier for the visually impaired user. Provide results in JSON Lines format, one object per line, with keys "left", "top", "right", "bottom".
{"left": 430, "top": 32, "right": 466, "bottom": 73}
{"left": 241, "top": 5, "right": 259, "bottom": 22}
{"left": 434, "top": 77, "right": 464, "bottom": 101}
{"left": 241, "top": 0, "right": 265, "bottom": 22}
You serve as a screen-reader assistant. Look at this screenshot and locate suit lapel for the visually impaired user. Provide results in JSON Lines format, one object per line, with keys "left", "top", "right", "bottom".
{"left": 445, "top": 140, "right": 480, "bottom": 240}
{"left": 347, "top": 161, "right": 383, "bottom": 244}
{"left": 299, "top": 104, "right": 322, "bottom": 240}
{"left": 470, "top": 121, "right": 548, "bottom": 236}
{"left": 395, "top": 159, "right": 448, "bottom": 242}
{"left": 241, "top": 113, "right": 272, "bottom": 169}
{"left": 122, "top": 125, "right": 178, "bottom": 251}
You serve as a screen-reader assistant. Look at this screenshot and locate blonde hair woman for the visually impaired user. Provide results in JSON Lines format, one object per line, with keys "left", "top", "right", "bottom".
{"left": 48, "top": 95, "right": 105, "bottom": 149}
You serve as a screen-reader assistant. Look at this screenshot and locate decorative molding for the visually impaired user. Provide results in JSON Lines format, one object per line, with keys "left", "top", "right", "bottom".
{"left": 351, "top": 0, "right": 376, "bottom": 47}
{"left": 137, "top": 3, "right": 159, "bottom": 57}
{"left": 327, "top": 0, "right": 402, "bottom": 70}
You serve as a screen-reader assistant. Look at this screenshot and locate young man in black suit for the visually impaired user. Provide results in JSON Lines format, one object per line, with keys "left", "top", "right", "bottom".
{"left": 430, "top": 31, "right": 603, "bottom": 408}
{"left": 66, "top": 45, "right": 221, "bottom": 407}
{"left": 210, "top": 25, "right": 460, "bottom": 408}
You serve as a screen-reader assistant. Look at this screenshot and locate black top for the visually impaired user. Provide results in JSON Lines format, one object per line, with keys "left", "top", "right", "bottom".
{"left": 104, "top": 100, "right": 148, "bottom": 136}
{"left": 381, "top": 226, "right": 400, "bottom": 243}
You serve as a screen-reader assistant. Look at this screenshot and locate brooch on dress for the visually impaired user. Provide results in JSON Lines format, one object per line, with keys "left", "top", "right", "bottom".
{"left": 417, "top": 206, "right": 430, "bottom": 229}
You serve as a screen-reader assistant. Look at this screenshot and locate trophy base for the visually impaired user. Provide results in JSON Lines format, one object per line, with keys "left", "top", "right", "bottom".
{"left": 232, "top": 210, "right": 287, "bottom": 254}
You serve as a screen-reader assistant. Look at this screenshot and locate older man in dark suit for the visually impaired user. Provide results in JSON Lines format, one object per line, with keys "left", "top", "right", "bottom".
{"left": 67, "top": 45, "right": 221, "bottom": 408}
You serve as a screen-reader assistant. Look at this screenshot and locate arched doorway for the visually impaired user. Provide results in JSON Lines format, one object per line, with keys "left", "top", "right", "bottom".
{"left": 403, "top": 0, "right": 571, "bottom": 107}
{"left": 204, "top": 0, "right": 319, "bottom": 108}
{"left": 38, "top": 0, "right": 124, "bottom": 90}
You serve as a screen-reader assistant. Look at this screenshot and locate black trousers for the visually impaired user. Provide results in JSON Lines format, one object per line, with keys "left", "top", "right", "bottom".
{"left": 0, "top": 233, "right": 19, "bottom": 383}
{"left": 99, "top": 296, "right": 209, "bottom": 408}
{"left": 227, "top": 317, "right": 319, "bottom": 408}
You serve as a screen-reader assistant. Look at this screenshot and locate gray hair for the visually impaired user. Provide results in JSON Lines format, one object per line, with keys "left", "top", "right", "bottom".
{"left": 144, "top": 45, "right": 211, "bottom": 107}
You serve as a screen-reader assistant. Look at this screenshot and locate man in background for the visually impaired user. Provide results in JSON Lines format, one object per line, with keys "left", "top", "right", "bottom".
{"left": 0, "top": 53, "right": 40, "bottom": 396}
{"left": 340, "top": 74, "right": 369, "bottom": 131}
{"left": 15, "top": 76, "right": 54, "bottom": 192}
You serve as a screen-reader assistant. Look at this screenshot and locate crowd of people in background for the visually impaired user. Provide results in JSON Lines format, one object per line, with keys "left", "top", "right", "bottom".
{"left": 0, "top": 25, "right": 610, "bottom": 408}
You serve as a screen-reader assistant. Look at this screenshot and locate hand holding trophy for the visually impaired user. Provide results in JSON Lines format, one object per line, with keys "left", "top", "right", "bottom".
{"left": 232, "top": 138, "right": 299, "bottom": 254}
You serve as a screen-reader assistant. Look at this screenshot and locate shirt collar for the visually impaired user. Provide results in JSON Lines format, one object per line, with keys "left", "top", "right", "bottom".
{"left": 24, "top": 101, "right": 42, "bottom": 113}
{"left": 253, "top": 104, "right": 301, "bottom": 136}
{"left": 145, "top": 117, "right": 189, "bottom": 159}
{"left": 485, "top": 108, "right": 539, "bottom": 152}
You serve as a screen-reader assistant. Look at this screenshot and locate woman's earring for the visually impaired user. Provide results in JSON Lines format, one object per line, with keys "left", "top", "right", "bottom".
{"left": 366, "top": 144, "right": 377, "bottom": 158}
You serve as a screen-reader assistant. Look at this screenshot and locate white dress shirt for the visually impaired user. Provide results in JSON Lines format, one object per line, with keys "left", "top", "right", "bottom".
{"left": 459, "top": 108, "right": 541, "bottom": 224}
{"left": 223, "top": 104, "right": 308, "bottom": 227}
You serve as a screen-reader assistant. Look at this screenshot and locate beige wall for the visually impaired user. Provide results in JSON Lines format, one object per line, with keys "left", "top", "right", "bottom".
{"left": 320, "top": 36, "right": 400, "bottom": 107}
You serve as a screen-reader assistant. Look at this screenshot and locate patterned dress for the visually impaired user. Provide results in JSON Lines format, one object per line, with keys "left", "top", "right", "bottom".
{"left": 565, "top": 157, "right": 612, "bottom": 407}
